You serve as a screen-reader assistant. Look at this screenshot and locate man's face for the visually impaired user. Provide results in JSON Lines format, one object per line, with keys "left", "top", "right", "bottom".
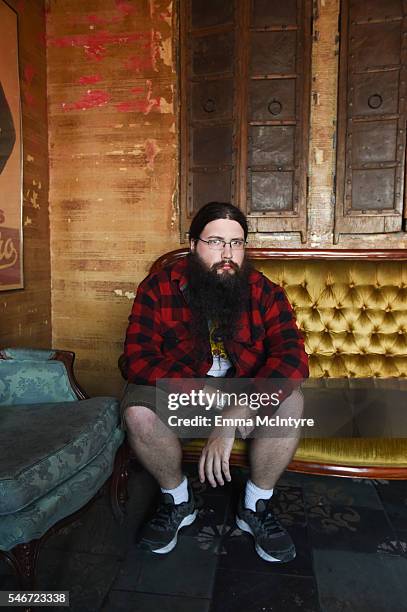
{"left": 190, "top": 218, "right": 245, "bottom": 276}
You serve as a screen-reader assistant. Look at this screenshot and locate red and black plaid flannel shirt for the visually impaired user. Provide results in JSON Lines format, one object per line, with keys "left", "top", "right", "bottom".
{"left": 124, "top": 257, "right": 309, "bottom": 398}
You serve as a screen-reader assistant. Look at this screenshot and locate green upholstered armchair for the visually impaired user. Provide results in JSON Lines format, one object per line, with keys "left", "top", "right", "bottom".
{"left": 0, "top": 348, "right": 127, "bottom": 588}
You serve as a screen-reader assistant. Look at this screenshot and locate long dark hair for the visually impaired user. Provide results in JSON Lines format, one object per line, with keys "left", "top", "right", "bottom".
{"left": 188, "top": 202, "right": 248, "bottom": 241}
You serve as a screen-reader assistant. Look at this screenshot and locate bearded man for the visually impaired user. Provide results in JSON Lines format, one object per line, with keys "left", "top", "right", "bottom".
{"left": 122, "top": 202, "right": 309, "bottom": 562}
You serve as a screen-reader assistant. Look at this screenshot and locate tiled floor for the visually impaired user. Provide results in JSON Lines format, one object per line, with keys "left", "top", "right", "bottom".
{"left": 1, "top": 463, "right": 407, "bottom": 611}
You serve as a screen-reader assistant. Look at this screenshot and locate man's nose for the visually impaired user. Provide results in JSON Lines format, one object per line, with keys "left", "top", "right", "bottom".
{"left": 221, "top": 242, "right": 233, "bottom": 258}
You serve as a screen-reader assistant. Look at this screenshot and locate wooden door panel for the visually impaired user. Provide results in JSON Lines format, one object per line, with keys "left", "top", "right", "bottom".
{"left": 191, "top": 80, "right": 234, "bottom": 121}
{"left": 335, "top": 0, "right": 406, "bottom": 239}
{"left": 250, "top": 171, "right": 293, "bottom": 212}
{"left": 181, "top": 0, "right": 311, "bottom": 240}
{"left": 191, "top": 0, "right": 234, "bottom": 29}
{"left": 352, "top": 22, "right": 401, "bottom": 69}
{"left": 352, "top": 121, "right": 398, "bottom": 165}
{"left": 349, "top": 0, "right": 402, "bottom": 21}
{"left": 249, "top": 79, "right": 296, "bottom": 121}
{"left": 192, "top": 32, "right": 235, "bottom": 75}
{"left": 351, "top": 169, "right": 396, "bottom": 210}
{"left": 252, "top": 0, "right": 297, "bottom": 27}
{"left": 352, "top": 72, "right": 399, "bottom": 117}
{"left": 250, "top": 31, "right": 297, "bottom": 74}
{"left": 192, "top": 125, "right": 233, "bottom": 166}
{"left": 250, "top": 126, "right": 295, "bottom": 166}
{"left": 191, "top": 171, "right": 233, "bottom": 213}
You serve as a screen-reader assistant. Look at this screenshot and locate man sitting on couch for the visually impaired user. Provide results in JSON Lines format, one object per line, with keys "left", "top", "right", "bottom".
{"left": 121, "top": 202, "right": 309, "bottom": 562}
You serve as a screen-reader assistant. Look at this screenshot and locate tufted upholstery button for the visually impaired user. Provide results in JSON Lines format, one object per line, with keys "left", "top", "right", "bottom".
{"left": 349, "top": 282, "right": 355, "bottom": 288}
{"left": 385, "top": 305, "right": 392, "bottom": 312}
{"left": 399, "top": 329, "right": 404, "bottom": 335}
{"left": 312, "top": 304, "right": 317, "bottom": 310}
{"left": 361, "top": 305, "right": 367, "bottom": 310}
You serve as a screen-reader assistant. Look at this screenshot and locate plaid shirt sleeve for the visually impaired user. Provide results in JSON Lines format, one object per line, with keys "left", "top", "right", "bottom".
{"left": 256, "top": 280, "right": 309, "bottom": 379}
{"left": 124, "top": 273, "right": 198, "bottom": 385}
{"left": 252, "top": 279, "right": 309, "bottom": 403}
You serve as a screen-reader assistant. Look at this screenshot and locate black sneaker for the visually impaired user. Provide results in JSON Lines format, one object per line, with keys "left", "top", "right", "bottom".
{"left": 137, "top": 483, "right": 197, "bottom": 554}
{"left": 236, "top": 494, "right": 296, "bottom": 562}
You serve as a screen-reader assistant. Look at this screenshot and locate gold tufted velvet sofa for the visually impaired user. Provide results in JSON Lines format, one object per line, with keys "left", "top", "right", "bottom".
{"left": 149, "top": 248, "right": 407, "bottom": 479}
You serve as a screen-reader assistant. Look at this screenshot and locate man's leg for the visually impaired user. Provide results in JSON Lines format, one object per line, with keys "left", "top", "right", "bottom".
{"left": 121, "top": 386, "right": 197, "bottom": 554}
{"left": 236, "top": 389, "right": 304, "bottom": 563}
{"left": 249, "top": 389, "right": 304, "bottom": 488}
{"left": 125, "top": 404, "right": 184, "bottom": 489}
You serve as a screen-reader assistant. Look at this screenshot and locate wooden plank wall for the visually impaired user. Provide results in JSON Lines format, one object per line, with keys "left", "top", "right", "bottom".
{"left": 47, "top": 0, "right": 179, "bottom": 396}
{"left": 0, "top": 0, "right": 51, "bottom": 349}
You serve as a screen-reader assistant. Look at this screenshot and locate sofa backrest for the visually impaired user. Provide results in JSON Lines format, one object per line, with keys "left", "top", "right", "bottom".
{"left": 151, "top": 248, "right": 407, "bottom": 379}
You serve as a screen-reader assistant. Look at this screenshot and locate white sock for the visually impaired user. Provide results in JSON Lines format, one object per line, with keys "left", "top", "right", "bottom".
{"left": 244, "top": 479, "right": 273, "bottom": 512}
{"left": 161, "top": 476, "right": 189, "bottom": 505}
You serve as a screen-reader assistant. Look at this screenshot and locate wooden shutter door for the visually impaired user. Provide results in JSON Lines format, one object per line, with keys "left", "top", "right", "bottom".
{"left": 335, "top": 0, "right": 407, "bottom": 240}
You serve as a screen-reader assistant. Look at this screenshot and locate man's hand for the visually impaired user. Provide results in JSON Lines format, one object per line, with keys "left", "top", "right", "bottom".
{"left": 198, "top": 427, "right": 235, "bottom": 487}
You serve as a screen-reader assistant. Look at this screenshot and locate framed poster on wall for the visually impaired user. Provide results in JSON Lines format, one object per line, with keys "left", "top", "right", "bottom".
{"left": 0, "top": 0, "right": 23, "bottom": 290}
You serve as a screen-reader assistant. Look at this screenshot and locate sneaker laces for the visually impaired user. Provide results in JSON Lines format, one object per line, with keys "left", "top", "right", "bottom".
{"left": 253, "top": 509, "right": 285, "bottom": 538}
{"left": 149, "top": 500, "right": 186, "bottom": 531}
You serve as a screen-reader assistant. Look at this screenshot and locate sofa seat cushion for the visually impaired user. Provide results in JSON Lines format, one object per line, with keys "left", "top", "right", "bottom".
{"left": 0, "top": 427, "right": 124, "bottom": 551}
{"left": 0, "top": 397, "right": 120, "bottom": 515}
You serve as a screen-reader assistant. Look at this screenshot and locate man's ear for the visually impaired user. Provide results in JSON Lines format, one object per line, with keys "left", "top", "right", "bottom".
{"left": 190, "top": 239, "right": 196, "bottom": 252}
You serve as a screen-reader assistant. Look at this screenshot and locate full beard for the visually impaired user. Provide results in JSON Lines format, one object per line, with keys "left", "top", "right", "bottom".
{"left": 185, "top": 252, "right": 252, "bottom": 342}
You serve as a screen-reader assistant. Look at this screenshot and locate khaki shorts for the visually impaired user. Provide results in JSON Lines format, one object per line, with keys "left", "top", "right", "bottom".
{"left": 120, "top": 383, "right": 193, "bottom": 444}
{"left": 120, "top": 383, "right": 164, "bottom": 429}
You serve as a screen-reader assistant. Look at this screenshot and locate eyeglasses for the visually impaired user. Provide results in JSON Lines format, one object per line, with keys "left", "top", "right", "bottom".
{"left": 197, "top": 237, "right": 246, "bottom": 251}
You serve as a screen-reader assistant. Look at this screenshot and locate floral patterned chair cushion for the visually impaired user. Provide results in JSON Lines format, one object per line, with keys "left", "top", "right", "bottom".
{"left": 0, "top": 397, "right": 120, "bottom": 515}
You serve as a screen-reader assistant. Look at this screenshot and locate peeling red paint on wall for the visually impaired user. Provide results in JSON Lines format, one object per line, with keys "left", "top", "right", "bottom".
{"left": 48, "top": 31, "right": 150, "bottom": 62}
{"left": 115, "top": 79, "right": 160, "bottom": 114}
{"left": 62, "top": 90, "right": 111, "bottom": 111}
{"left": 115, "top": 0, "right": 135, "bottom": 16}
{"left": 144, "top": 139, "right": 160, "bottom": 170}
{"left": 122, "top": 30, "right": 161, "bottom": 74}
{"left": 78, "top": 74, "right": 102, "bottom": 85}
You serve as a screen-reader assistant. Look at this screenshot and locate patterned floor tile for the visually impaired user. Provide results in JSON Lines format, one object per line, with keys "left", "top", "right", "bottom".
{"left": 113, "top": 535, "right": 218, "bottom": 598}
{"left": 374, "top": 480, "right": 407, "bottom": 533}
{"left": 211, "top": 568, "right": 320, "bottom": 612}
{"left": 102, "top": 591, "right": 211, "bottom": 612}
{"left": 313, "top": 549, "right": 407, "bottom": 612}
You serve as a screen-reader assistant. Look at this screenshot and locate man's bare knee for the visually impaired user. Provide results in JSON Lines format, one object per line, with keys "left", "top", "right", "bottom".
{"left": 280, "top": 389, "right": 304, "bottom": 418}
{"left": 124, "top": 405, "right": 158, "bottom": 439}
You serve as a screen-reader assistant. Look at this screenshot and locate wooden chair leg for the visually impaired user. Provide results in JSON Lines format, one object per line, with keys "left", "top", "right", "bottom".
{"left": 110, "top": 442, "right": 130, "bottom": 523}
{"left": 2, "top": 540, "right": 40, "bottom": 589}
